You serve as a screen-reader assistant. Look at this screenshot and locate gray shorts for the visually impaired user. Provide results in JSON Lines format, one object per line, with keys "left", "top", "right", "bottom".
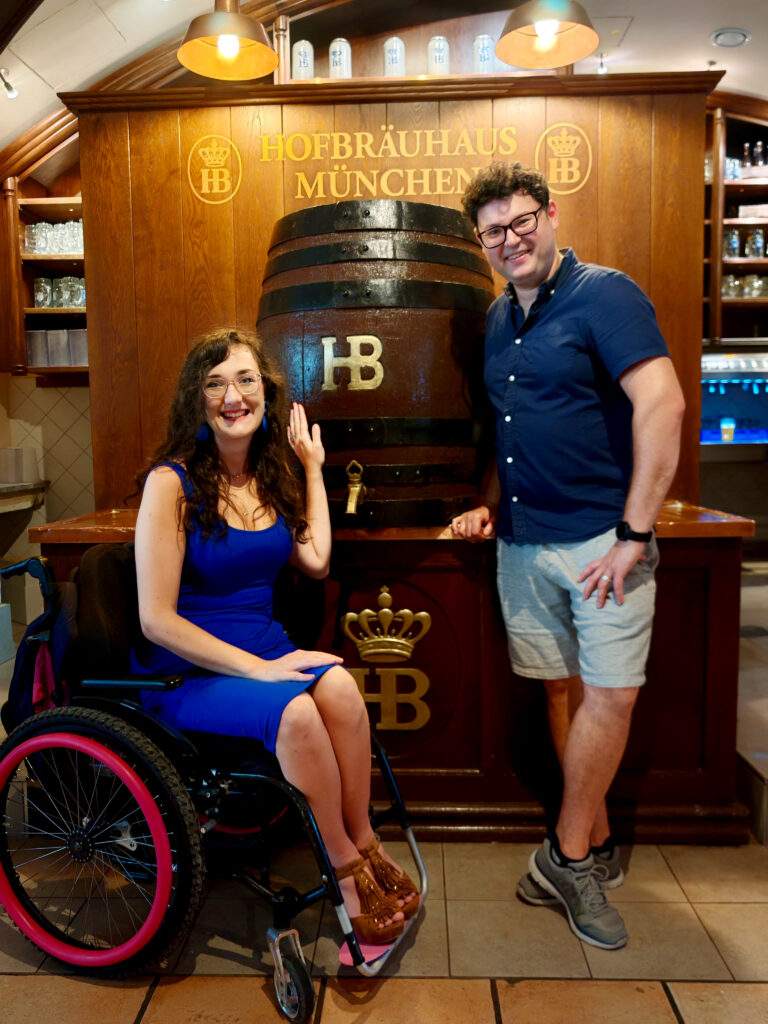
{"left": 496, "top": 528, "right": 659, "bottom": 688}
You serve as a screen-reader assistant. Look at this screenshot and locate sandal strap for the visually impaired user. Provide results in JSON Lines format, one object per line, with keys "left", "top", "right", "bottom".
{"left": 334, "top": 856, "right": 366, "bottom": 883}
{"left": 360, "top": 839, "right": 419, "bottom": 899}
{"left": 334, "top": 856, "right": 400, "bottom": 918}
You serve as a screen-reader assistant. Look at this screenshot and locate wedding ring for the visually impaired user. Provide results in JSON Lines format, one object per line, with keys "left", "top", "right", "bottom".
{"left": 600, "top": 574, "right": 611, "bottom": 582}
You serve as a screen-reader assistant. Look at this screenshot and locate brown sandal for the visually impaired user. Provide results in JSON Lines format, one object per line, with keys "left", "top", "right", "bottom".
{"left": 334, "top": 856, "right": 404, "bottom": 945}
{"left": 358, "top": 838, "right": 420, "bottom": 920}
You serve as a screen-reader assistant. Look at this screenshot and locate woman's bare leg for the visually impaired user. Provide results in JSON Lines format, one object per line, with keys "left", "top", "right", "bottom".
{"left": 275, "top": 691, "right": 401, "bottom": 927}
{"left": 311, "top": 667, "right": 417, "bottom": 908}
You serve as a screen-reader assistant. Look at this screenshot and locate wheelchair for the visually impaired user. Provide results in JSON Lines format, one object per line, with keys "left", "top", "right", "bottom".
{"left": 0, "top": 546, "right": 426, "bottom": 1022}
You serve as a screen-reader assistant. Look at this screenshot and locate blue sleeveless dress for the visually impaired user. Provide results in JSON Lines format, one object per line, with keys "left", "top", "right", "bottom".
{"left": 131, "top": 463, "right": 333, "bottom": 752}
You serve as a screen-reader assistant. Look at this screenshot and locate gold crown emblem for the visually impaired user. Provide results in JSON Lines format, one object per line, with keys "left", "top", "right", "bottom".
{"left": 198, "top": 140, "right": 230, "bottom": 166}
{"left": 546, "top": 126, "right": 580, "bottom": 157}
{"left": 341, "top": 586, "right": 431, "bottom": 663}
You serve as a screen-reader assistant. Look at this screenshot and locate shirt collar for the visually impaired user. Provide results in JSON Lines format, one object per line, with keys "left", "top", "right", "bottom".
{"left": 504, "top": 247, "right": 576, "bottom": 308}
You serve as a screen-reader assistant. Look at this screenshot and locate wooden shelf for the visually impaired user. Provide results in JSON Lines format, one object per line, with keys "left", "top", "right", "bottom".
{"left": 720, "top": 297, "right": 768, "bottom": 305}
{"left": 723, "top": 217, "right": 768, "bottom": 225}
{"left": 722, "top": 258, "right": 768, "bottom": 268}
{"left": 23, "top": 306, "right": 87, "bottom": 315}
{"left": 18, "top": 197, "right": 82, "bottom": 222}
{"left": 27, "top": 365, "right": 88, "bottom": 373}
{"left": 22, "top": 253, "right": 84, "bottom": 262}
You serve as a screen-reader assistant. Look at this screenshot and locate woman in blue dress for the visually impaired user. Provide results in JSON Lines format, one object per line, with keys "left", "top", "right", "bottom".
{"left": 133, "top": 329, "right": 418, "bottom": 945}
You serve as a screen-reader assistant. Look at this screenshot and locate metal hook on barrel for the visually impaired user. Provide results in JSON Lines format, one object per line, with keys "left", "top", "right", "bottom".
{"left": 345, "top": 460, "right": 366, "bottom": 514}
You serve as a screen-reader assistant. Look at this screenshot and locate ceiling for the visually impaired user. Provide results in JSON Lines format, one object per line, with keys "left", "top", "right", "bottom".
{"left": 1, "top": 0, "right": 767, "bottom": 155}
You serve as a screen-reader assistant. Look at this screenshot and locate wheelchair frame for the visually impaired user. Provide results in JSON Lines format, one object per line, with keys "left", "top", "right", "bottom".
{"left": 0, "top": 554, "right": 427, "bottom": 1021}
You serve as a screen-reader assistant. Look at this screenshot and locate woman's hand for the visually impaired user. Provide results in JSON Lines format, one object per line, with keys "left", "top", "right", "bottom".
{"left": 254, "top": 649, "right": 343, "bottom": 682}
{"left": 287, "top": 402, "right": 325, "bottom": 473}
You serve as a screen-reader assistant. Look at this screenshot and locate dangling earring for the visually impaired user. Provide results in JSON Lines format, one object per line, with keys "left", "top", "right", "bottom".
{"left": 196, "top": 422, "right": 212, "bottom": 442}
{"left": 262, "top": 400, "right": 268, "bottom": 434}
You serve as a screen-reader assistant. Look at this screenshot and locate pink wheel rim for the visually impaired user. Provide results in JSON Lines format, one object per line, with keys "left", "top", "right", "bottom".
{"left": 0, "top": 731, "right": 174, "bottom": 967}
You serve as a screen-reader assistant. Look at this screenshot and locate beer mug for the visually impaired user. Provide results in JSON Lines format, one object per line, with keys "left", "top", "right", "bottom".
{"left": 329, "top": 38, "right": 351, "bottom": 79}
{"left": 291, "top": 39, "right": 314, "bottom": 79}
{"left": 33, "top": 277, "right": 52, "bottom": 308}
{"left": 473, "top": 34, "right": 495, "bottom": 73}
{"left": 383, "top": 36, "right": 405, "bottom": 76}
{"left": 427, "top": 36, "right": 450, "bottom": 75}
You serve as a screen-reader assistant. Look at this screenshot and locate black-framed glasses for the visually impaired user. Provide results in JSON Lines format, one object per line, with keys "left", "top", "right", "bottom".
{"left": 202, "top": 372, "right": 263, "bottom": 399}
{"left": 477, "top": 204, "right": 546, "bottom": 249}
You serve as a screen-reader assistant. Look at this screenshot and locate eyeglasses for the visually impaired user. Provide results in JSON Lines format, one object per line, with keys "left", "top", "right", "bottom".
{"left": 477, "top": 204, "right": 546, "bottom": 249}
{"left": 202, "top": 372, "right": 263, "bottom": 399}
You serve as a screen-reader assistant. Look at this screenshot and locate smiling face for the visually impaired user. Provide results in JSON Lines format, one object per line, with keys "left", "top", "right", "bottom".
{"left": 476, "top": 190, "right": 561, "bottom": 294}
{"left": 202, "top": 344, "right": 265, "bottom": 448}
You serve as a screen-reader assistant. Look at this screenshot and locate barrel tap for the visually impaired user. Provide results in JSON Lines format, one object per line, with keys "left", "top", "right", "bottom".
{"left": 345, "top": 460, "right": 366, "bottom": 514}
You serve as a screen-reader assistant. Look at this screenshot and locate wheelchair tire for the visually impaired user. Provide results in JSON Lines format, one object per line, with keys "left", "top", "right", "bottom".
{"left": 274, "top": 953, "right": 315, "bottom": 1022}
{"left": 0, "top": 707, "right": 205, "bottom": 976}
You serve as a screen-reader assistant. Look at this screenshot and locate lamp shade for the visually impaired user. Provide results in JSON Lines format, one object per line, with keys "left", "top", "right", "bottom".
{"left": 178, "top": 1, "right": 278, "bottom": 81}
{"left": 496, "top": 0, "right": 599, "bottom": 70}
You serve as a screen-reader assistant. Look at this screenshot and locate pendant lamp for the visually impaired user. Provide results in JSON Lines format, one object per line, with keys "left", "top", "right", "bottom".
{"left": 178, "top": 0, "right": 278, "bottom": 81}
{"left": 496, "top": 0, "right": 599, "bottom": 70}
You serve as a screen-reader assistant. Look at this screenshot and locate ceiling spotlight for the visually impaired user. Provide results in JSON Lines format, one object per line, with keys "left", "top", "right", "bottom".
{"left": 597, "top": 52, "right": 607, "bottom": 75}
{"left": 710, "top": 28, "right": 752, "bottom": 48}
{"left": 177, "top": 0, "right": 278, "bottom": 81}
{"left": 496, "top": 0, "right": 599, "bottom": 70}
{"left": 0, "top": 68, "right": 18, "bottom": 99}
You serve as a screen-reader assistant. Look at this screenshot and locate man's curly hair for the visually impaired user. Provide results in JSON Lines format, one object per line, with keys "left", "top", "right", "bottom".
{"left": 462, "top": 162, "right": 550, "bottom": 226}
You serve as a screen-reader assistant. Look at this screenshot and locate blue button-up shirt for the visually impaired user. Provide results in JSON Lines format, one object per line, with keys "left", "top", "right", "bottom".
{"left": 485, "top": 249, "right": 669, "bottom": 544}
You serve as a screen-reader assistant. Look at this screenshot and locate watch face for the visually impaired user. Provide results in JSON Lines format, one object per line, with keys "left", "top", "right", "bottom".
{"left": 617, "top": 521, "right": 629, "bottom": 540}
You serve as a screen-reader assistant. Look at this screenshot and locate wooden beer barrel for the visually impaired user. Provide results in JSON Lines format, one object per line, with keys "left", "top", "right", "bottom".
{"left": 257, "top": 199, "right": 495, "bottom": 527}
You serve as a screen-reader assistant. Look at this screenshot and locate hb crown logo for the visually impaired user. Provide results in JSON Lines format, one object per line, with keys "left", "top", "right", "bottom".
{"left": 187, "top": 134, "right": 243, "bottom": 205}
{"left": 534, "top": 123, "right": 593, "bottom": 196}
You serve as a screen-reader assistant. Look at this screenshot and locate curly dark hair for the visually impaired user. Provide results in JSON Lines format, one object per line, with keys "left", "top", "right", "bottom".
{"left": 137, "top": 329, "right": 308, "bottom": 541}
{"left": 462, "top": 162, "right": 550, "bottom": 226}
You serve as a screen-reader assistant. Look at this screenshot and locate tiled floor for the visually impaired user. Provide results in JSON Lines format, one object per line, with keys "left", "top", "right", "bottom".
{"left": 0, "top": 569, "right": 766, "bottom": 1024}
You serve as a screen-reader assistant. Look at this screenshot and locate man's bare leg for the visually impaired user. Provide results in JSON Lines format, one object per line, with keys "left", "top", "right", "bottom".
{"left": 543, "top": 676, "right": 611, "bottom": 848}
{"left": 554, "top": 684, "right": 639, "bottom": 860}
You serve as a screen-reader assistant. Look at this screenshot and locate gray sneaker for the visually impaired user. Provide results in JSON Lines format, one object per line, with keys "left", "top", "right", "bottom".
{"left": 529, "top": 838, "right": 628, "bottom": 950}
{"left": 594, "top": 845, "right": 624, "bottom": 889}
{"left": 517, "top": 844, "right": 624, "bottom": 906}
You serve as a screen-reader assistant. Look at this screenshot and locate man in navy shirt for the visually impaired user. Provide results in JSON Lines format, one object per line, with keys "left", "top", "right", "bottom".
{"left": 452, "top": 162, "right": 685, "bottom": 950}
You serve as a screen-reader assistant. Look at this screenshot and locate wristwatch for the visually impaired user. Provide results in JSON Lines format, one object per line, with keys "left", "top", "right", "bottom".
{"left": 616, "top": 521, "right": 653, "bottom": 543}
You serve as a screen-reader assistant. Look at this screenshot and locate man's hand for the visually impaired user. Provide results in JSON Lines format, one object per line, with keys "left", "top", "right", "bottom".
{"left": 578, "top": 540, "right": 647, "bottom": 608}
{"left": 451, "top": 505, "right": 498, "bottom": 543}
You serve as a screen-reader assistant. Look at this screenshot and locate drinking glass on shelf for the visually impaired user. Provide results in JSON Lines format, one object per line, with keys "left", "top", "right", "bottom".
{"left": 52, "top": 277, "right": 67, "bottom": 306}
{"left": 33, "top": 277, "right": 52, "bottom": 307}
{"left": 33, "top": 222, "right": 52, "bottom": 253}
{"left": 24, "top": 224, "right": 37, "bottom": 253}
{"left": 721, "top": 274, "right": 742, "bottom": 297}
{"left": 723, "top": 228, "right": 740, "bottom": 258}
{"left": 743, "top": 274, "right": 764, "bottom": 297}
{"left": 744, "top": 228, "right": 765, "bottom": 258}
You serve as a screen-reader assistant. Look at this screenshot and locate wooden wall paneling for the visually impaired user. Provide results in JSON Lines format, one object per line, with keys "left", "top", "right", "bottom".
{"left": 0, "top": 177, "right": 23, "bottom": 374}
{"left": 333, "top": 98, "right": 387, "bottom": 206}
{"left": 79, "top": 113, "right": 141, "bottom": 508}
{"left": 596, "top": 95, "right": 652, "bottom": 293}
{"left": 543, "top": 96, "right": 599, "bottom": 263}
{"left": 179, "top": 107, "right": 238, "bottom": 340}
{"left": 281, "top": 103, "right": 335, "bottom": 215}
{"left": 384, "top": 100, "right": 440, "bottom": 206}
{"left": 437, "top": 98, "right": 493, "bottom": 212}
{"left": 650, "top": 92, "right": 705, "bottom": 504}
{"left": 128, "top": 110, "right": 188, "bottom": 465}
{"left": 231, "top": 104, "right": 284, "bottom": 332}
{"left": 490, "top": 96, "right": 546, "bottom": 297}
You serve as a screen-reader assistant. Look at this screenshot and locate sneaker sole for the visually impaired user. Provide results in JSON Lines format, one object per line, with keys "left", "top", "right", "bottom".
{"left": 515, "top": 881, "right": 558, "bottom": 907}
{"left": 528, "top": 850, "right": 628, "bottom": 951}
{"left": 600, "top": 867, "right": 625, "bottom": 890}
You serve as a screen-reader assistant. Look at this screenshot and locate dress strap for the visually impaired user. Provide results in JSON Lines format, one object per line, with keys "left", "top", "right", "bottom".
{"left": 156, "top": 461, "right": 194, "bottom": 499}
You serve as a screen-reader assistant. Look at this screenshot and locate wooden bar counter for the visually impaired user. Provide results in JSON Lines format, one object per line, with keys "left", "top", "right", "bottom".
{"left": 30, "top": 500, "right": 754, "bottom": 843}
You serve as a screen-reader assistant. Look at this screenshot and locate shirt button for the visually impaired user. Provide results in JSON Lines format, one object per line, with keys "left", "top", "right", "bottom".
{"left": 506, "top": 456, "right": 513, "bottom": 464}
{"left": 508, "top": 374, "right": 516, "bottom": 382}
{"left": 511, "top": 496, "right": 519, "bottom": 502}
{"left": 504, "top": 415, "right": 511, "bottom": 422}
{"left": 515, "top": 338, "right": 522, "bottom": 345}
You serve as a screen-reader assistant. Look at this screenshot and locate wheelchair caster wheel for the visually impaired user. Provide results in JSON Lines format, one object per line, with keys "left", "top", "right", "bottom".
{"left": 274, "top": 953, "right": 314, "bottom": 1022}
